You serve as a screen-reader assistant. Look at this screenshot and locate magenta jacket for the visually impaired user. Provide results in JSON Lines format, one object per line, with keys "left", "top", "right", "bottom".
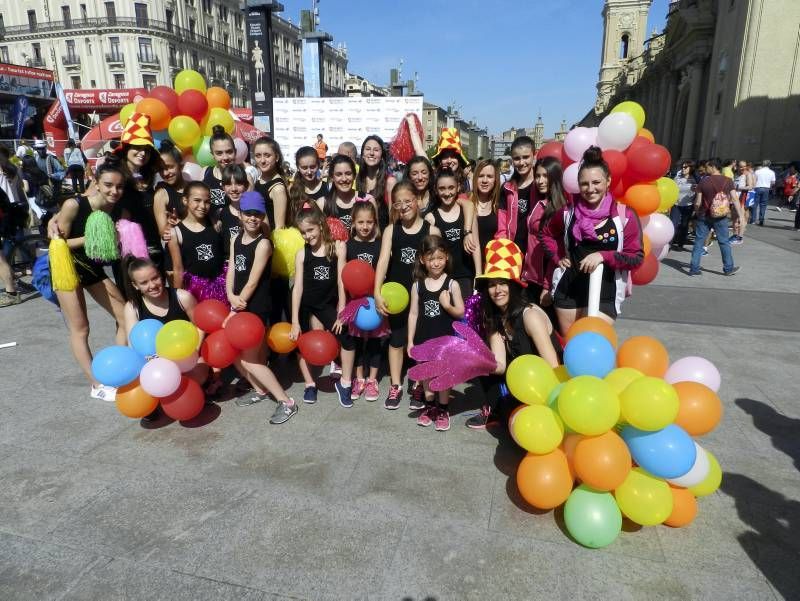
{"left": 495, "top": 181, "right": 555, "bottom": 289}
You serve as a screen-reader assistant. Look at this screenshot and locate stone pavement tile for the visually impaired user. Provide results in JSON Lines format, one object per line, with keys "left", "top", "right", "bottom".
{"left": 189, "top": 490, "right": 406, "bottom": 601}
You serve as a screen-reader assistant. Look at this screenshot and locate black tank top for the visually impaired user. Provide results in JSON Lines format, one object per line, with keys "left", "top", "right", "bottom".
{"left": 387, "top": 219, "right": 430, "bottom": 289}
{"left": 432, "top": 207, "right": 474, "bottom": 279}
{"left": 567, "top": 214, "right": 618, "bottom": 285}
{"left": 232, "top": 233, "right": 271, "bottom": 316}
{"left": 68, "top": 195, "right": 94, "bottom": 241}
{"left": 177, "top": 222, "right": 224, "bottom": 278}
{"left": 114, "top": 182, "right": 161, "bottom": 249}
{"left": 218, "top": 205, "right": 242, "bottom": 256}
{"left": 155, "top": 181, "right": 183, "bottom": 216}
{"left": 332, "top": 200, "right": 354, "bottom": 230}
{"left": 301, "top": 244, "right": 337, "bottom": 309}
{"left": 254, "top": 175, "right": 285, "bottom": 231}
{"left": 477, "top": 211, "right": 498, "bottom": 258}
{"left": 501, "top": 306, "right": 563, "bottom": 362}
{"left": 414, "top": 276, "right": 455, "bottom": 345}
{"left": 305, "top": 182, "right": 328, "bottom": 202}
{"left": 203, "top": 167, "right": 227, "bottom": 208}
{"left": 346, "top": 237, "right": 381, "bottom": 267}
{"left": 136, "top": 288, "right": 189, "bottom": 324}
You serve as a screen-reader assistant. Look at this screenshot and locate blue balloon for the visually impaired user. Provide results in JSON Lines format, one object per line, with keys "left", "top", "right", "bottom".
{"left": 621, "top": 424, "right": 697, "bottom": 479}
{"left": 563, "top": 331, "right": 616, "bottom": 378}
{"left": 354, "top": 297, "right": 382, "bottom": 331}
{"left": 91, "top": 345, "right": 146, "bottom": 388}
{"left": 129, "top": 319, "right": 163, "bottom": 357}
{"left": 152, "top": 129, "right": 169, "bottom": 147}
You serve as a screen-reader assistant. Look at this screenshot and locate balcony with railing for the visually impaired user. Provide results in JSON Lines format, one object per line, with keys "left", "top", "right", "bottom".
{"left": 29, "top": 57, "right": 46, "bottom": 68}
{"left": 62, "top": 54, "right": 81, "bottom": 69}
{"left": 169, "top": 55, "right": 184, "bottom": 70}
{"left": 105, "top": 52, "right": 125, "bottom": 66}
{"left": 138, "top": 52, "right": 160, "bottom": 68}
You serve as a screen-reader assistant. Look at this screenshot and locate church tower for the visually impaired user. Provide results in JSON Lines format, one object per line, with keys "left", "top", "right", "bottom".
{"left": 532, "top": 112, "right": 545, "bottom": 151}
{"left": 595, "top": 0, "right": 652, "bottom": 113}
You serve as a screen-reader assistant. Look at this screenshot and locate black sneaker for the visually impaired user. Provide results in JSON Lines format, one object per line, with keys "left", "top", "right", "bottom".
{"left": 408, "top": 383, "right": 426, "bottom": 411}
{"left": 724, "top": 266, "right": 741, "bottom": 276}
{"left": 466, "top": 405, "right": 492, "bottom": 430}
{"left": 384, "top": 385, "right": 402, "bottom": 410}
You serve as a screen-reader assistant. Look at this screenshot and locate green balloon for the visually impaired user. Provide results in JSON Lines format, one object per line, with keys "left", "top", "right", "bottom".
{"left": 381, "top": 282, "right": 409, "bottom": 314}
{"left": 564, "top": 485, "right": 622, "bottom": 549}
{"left": 193, "top": 135, "right": 214, "bottom": 167}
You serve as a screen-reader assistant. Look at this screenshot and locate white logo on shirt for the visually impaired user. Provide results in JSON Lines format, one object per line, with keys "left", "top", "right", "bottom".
{"left": 357, "top": 252, "right": 374, "bottom": 265}
{"left": 518, "top": 197, "right": 528, "bottom": 213}
{"left": 314, "top": 266, "right": 330, "bottom": 280}
{"left": 228, "top": 225, "right": 241, "bottom": 240}
{"left": 400, "top": 247, "right": 416, "bottom": 264}
{"left": 339, "top": 214, "right": 352, "bottom": 229}
{"left": 234, "top": 254, "right": 247, "bottom": 272}
{"left": 424, "top": 299, "right": 441, "bottom": 317}
{"left": 210, "top": 188, "right": 226, "bottom": 206}
{"left": 444, "top": 227, "right": 461, "bottom": 243}
{"left": 196, "top": 244, "right": 214, "bottom": 262}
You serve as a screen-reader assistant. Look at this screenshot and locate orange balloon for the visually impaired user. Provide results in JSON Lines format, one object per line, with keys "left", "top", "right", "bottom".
{"left": 565, "top": 316, "right": 618, "bottom": 348}
{"left": 516, "top": 449, "right": 574, "bottom": 510}
{"left": 623, "top": 183, "right": 660, "bottom": 217}
{"left": 673, "top": 381, "right": 723, "bottom": 436}
{"left": 206, "top": 86, "right": 231, "bottom": 110}
{"left": 638, "top": 128, "right": 655, "bottom": 143}
{"left": 136, "top": 97, "right": 171, "bottom": 131}
{"left": 560, "top": 433, "right": 583, "bottom": 479}
{"left": 617, "top": 336, "right": 669, "bottom": 377}
{"left": 573, "top": 430, "right": 632, "bottom": 491}
{"left": 115, "top": 380, "right": 158, "bottom": 418}
{"left": 664, "top": 485, "right": 698, "bottom": 527}
{"left": 266, "top": 321, "right": 297, "bottom": 354}
{"left": 642, "top": 234, "right": 652, "bottom": 257}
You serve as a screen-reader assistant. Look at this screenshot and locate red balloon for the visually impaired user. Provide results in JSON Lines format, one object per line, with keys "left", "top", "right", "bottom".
{"left": 627, "top": 143, "right": 671, "bottom": 181}
{"left": 537, "top": 141, "right": 563, "bottom": 161}
{"left": 159, "top": 376, "right": 204, "bottom": 421}
{"left": 148, "top": 85, "right": 179, "bottom": 118}
{"left": 342, "top": 260, "right": 375, "bottom": 298}
{"left": 326, "top": 217, "right": 349, "bottom": 242}
{"left": 193, "top": 299, "right": 229, "bottom": 333}
{"left": 201, "top": 330, "right": 239, "bottom": 368}
{"left": 560, "top": 147, "right": 574, "bottom": 169}
{"left": 177, "top": 89, "right": 209, "bottom": 122}
{"left": 298, "top": 330, "right": 340, "bottom": 366}
{"left": 632, "top": 252, "right": 660, "bottom": 285}
{"left": 604, "top": 149, "right": 628, "bottom": 183}
{"left": 224, "top": 311, "right": 266, "bottom": 350}
{"left": 627, "top": 135, "right": 653, "bottom": 154}
{"left": 611, "top": 178, "right": 626, "bottom": 200}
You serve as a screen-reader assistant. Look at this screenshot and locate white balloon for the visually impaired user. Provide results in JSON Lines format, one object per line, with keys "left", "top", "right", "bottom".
{"left": 597, "top": 112, "right": 638, "bottom": 151}
{"left": 562, "top": 162, "right": 581, "bottom": 194}
{"left": 139, "top": 357, "right": 182, "bottom": 398}
{"left": 182, "top": 162, "right": 205, "bottom": 182}
{"left": 656, "top": 244, "right": 670, "bottom": 261}
{"left": 668, "top": 443, "right": 710, "bottom": 488}
{"left": 644, "top": 213, "right": 675, "bottom": 248}
{"left": 564, "top": 127, "right": 598, "bottom": 161}
{"left": 234, "top": 138, "right": 249, "bottom": 163}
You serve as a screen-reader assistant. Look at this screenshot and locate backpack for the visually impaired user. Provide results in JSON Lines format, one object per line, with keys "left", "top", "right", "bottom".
{"left": 708, "top": 179, "right": 730, "bottom": 218}
{"left": 32, "top": 253, "right": 59, "bottom": 306}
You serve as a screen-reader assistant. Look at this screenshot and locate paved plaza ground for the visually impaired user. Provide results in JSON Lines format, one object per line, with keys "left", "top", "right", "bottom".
{"left": 1, "top": 208, "right": 798, "bottom": 600}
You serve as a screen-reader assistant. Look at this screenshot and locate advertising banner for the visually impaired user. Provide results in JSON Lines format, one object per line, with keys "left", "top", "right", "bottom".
{"left": 302, "top": 39, "right": 321, "bottom": 98}
{"left": 246, "top": 8, "right": 274, "bottom": 134}
{"left": 62, "top": 88, "right": 146, "bottom": 111}
{"left": 0, "top": 62, "right": 53, "bottom": 98}
{"left": 273, "top": 96, "right": 424, "bottom": 163}
{"left": 12, "top": 95, "right": 28, "bottom": 139}
{"left": 55, "top": 83, "right": 78, "bottom": 142}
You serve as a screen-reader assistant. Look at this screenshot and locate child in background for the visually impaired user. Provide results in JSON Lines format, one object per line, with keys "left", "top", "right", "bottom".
{"left": 226, "top": 191, "right": 297, "bottom": 424}
{"left": 288, "top": 146, "right": 328, "bottom": 215}
{"left": 219, "top": 164, "right": 250, "bottom": 254}
{"left": 407, "top": 235, "right": 464, "bottom": 431}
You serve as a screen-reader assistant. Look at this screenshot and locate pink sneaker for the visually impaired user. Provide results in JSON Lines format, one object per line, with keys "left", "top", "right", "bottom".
{"left": 364, "top": 379, "right": 380, "bottom": 402}
{"left": 434, "top": 408, "right": 450, "bottom": 431}
{"left": 351, "top": 378, "right": 366, "bottom": 400}
{"left": 417, "top": 406, "right": 434, "bottom": 427}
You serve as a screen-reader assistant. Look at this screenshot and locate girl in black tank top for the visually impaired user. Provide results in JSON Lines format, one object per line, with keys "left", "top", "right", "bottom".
{"left": 254, "top": 176, "right": 285, "bottom": 232}
{"left": 136, "top": 287, "right": 189, "bottom": 323}
{"left": 166, "top": 183, "right": 228, "bottom": 305}
{"left": 203, "top": 166, "right": 227, "bottom": 208}
{"left": 231, "top": 229, "right": 272, "bottom": 325}
{"left": 322, "top": 155, "right": 363, "bottom": 233}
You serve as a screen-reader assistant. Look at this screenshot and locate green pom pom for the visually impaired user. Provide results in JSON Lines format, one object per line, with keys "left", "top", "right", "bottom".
{"left": 84, "top": 211, "right": 119, "bottom": 262}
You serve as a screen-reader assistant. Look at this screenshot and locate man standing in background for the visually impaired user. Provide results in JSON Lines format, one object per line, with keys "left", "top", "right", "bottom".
{"left": 751, "top": 159, "right": 775, "bottom": 225}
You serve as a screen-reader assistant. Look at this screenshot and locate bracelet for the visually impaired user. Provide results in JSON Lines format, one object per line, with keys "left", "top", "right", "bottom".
{"left": 464, "top": 229, "right": 472, "bottom": 235}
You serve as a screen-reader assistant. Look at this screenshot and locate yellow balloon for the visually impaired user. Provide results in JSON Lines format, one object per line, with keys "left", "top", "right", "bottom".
{"left": 506, "top": 355, "right": 559, "bottom": 405}
{"left": 656, "top": 177, "right": 680, "bottom": 213}
{"left": 620, "top": 376, "right": 679, "bottom": 431}
{"left": 511, "top": 405, "right": 565, "bottom": 455}
{"left": 689, "top": 451, "right": 722, "bottom": 497}
{"left": 553, "top": 364, "right": 571, "bottom": 383}
{"left": 271, "top": 227, "right": 305, "bottom": 278}
{"left": 604, "top": 367, "right": 645, "bottom": 395}
{"left": 155, "top": 319, "right": 199, "bottom": 361}
{"left": 168, "top": 116, "right": 202, "bottom": 150}
{"left": 614, "top": 467, "right": 673, "bottom": 526}
{"left": 174, "top": 69, "right": 207, "bottom": 94}
{"left": 557, "top": 375, "right": 620, "bottom": 435}
{"left": 205, "top": 107, "right": 235, "bottom": 135}
{"left": 611, "top": 101, "right": 646, "bottom": 129}
{"left": 119, "top": 102, "right": 136, "bottom": 127}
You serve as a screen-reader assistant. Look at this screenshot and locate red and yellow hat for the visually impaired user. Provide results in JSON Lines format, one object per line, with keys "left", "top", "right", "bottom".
{"left": 476, "top": 238, "right": 527, "bottom": 287}
{"left": 431, "top": 127, "right": 468, "bottom": 167}
{"left": 118, "top": 112, "right": 155, "bottom": 148}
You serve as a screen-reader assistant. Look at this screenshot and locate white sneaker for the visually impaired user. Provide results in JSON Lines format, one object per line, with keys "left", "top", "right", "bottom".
{"left": 329, "top": 361, "right": 342, "bottom": 379}
{"left": 90, "top": 384, "right": 117, "bottom": 402}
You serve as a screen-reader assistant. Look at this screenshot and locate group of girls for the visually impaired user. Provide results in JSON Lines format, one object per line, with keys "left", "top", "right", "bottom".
{"left": 47, "top": 116, "right": 643, "bottom": 431}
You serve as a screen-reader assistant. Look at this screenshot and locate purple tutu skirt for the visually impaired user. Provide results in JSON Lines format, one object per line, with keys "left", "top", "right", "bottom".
{"left": 183, "top": 262, "right": 229, "bottom": 307}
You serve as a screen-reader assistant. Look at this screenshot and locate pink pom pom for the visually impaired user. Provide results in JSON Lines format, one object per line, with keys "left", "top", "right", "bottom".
{"left": 116, "top": 219, "right": 149, "bottom": 259}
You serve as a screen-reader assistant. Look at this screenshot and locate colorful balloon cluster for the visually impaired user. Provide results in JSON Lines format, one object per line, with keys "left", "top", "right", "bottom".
{"left": 118, "top": 69, "right": 235, "bottom": 169}
{"left": 508, "top": 316, "right": 724, "bottom": 548}
{"left": 339, "top": 260, "right": 409, "bottom": 331}
{"left": 538, "top": 101, "right": 677, "bottom": 287}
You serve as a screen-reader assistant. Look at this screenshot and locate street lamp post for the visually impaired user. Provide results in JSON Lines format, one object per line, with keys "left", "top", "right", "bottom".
{"left": 244, "top": 0, "right": 283, "bottom": 134}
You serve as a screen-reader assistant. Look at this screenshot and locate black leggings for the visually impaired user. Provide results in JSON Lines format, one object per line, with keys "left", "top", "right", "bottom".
{"left": 352, "top": 337, "right": 382, "bottom": 370}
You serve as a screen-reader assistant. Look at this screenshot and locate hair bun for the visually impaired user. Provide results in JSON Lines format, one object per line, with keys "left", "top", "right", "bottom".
{"left": 159, "top": 139, "right": 175, "bottom": 152}
{"left": 212, "top": 125, "right": 226, "bottom": 136}
{"left": 581, "top": 145, "right": 604, "bottom": 163}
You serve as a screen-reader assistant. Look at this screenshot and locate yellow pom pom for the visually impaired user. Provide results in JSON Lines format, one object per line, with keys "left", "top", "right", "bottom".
{"left": 49, "top": 239, "right": 79, "bottom": 291}
{"left": 271, "top": 227, "right": 305, "bottom": 278}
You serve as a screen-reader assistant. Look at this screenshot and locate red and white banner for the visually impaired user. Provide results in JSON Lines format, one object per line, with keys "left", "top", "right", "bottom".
{"left": 62, "top": 88, "right": 147, "bottom": 111}
{"left": 0, "top": 62, "right": 54, "bottom": 81}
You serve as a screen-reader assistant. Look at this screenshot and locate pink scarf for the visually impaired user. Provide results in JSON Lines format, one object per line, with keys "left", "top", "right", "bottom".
{"left": 572, "top": 192, "right": 613, "bottom": 242}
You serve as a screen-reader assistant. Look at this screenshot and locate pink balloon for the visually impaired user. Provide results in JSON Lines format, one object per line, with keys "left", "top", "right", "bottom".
{"left": 174, "top": 351, "right": 199, "bottom": 373}
{"left": 597, "top": 112, "right": 637, "bottom": 151}
{"left": 563, "top": 127, "right": 598, "bottom": 162}
{"left": 664, "top": 357, "right": 721, "bottom": 392}
{"left": 656, "top": 244, "right": 669, "bottom": 261}
{"left": 139, "top": 358, "right": 182, "bottom": 397}
{"left": 643, "top": 213, "right": 675, "bottom": 248}
{"left": 182, "top": 162, "right": 205, "bottom": 182}
{"left": 562, "top": 162, "right": 581, "bottom": 194}
{"left": 234, "top": 138, "right": 249, "bottom": 163}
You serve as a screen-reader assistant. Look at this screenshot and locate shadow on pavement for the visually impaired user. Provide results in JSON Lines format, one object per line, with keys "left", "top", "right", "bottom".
{"left": 720, "top": 472, "right": 800, "bottom": 599}
{"left": 736, "top": 398, "right": 800, "bottom": 469}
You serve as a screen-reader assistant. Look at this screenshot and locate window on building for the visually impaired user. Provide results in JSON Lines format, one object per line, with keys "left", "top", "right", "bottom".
{"left": 186, "top": 0, "right": 194, "bottom": 6}
{"left": 32, "top": 43, "right": 42, "bottom": 62}
{"left": 71, "top": 76, "right": 81, "bottom": 89}
{"left": 191, "top": 51, "right": 199, "bottom": 69}
{"left": 138, "top": 38, "right": 153, "bottom": 62}
{"left": 62, "top": 6, "right": 72, "bottom": 27}
{"left": 85, "top": 38, "right": 92, "bottom": 56}
{"left": 165, "top": 9, "right": 174, "bottom": 32}
{"left": 207, "top": 26, "right": 213, "bottom": 42}
{"left": 66, "top": 39, "right": 77, "bottom": 62}
{"left": 223, "top": 33, "right": 229, "bottom": 49}
{"left": 90, "top": 79, "right": 96, "bottom": 87}
{"left": 114, "top": 74, "right": 126, "bottom": 89}
{"left": 0, "top": 47, "right": 8, "bottom": 63}
{"left": 105, "top": 2, "right": 116, "bottom": 23}
{"left": 620, "top": 34, "right": 630, "bottom": 59}
{"left": 142, "top": 74, "right": 157, "bottom": 91}
{"left": 135, "top": 3, "right": 149, "bottom": 27}
{"left": 202, "top": 0, "right": 212, "bottom": 14}
{"left": 188, "top": 19, "right": 196, "bottom": 41}
{"left": 209, "top": 58, "right": 216, "bottom": 78}
{"left": 714, "top": 92, "right": 722, "bottom": 114}
{"left": 27, "top": 10, "right": 38, "bottom": 32}
{"left": 80, "top": 4, "right": 87, "bottom": 20}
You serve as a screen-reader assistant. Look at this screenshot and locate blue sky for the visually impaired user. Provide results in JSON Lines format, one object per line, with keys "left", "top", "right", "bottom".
{"left": 275, "top": 0, "right": 669, "bottom": 135}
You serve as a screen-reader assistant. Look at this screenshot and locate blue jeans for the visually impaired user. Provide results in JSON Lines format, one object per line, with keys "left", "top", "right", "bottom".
{"left": 750, "top": 187, "right": 770, "bottom": 223}
{"left": 669, "top": 205, "right": 694, "bottom": 246}
{"left": 690, "top": 216, "right": 734, "bottom": 273}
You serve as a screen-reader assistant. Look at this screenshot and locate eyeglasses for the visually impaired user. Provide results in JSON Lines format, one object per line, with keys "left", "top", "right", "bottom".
{"left": 392, "top": 199, "right": 413, "bottom": 209}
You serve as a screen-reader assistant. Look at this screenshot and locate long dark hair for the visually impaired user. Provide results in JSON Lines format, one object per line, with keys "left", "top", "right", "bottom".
{"left": 324, "top": 154, "right": 357, "bottom": 216}
{"left": 289, "top": 145, "right": 319, "bottom": 215}
{"left": 119, "top": 143, "right": 162, "bottom": 189}
{"left": 480, "top": 278, "right": 527, "bottom": 337}
{"left": 433, "top": 168, "right": 459, "bottom": 210}
{"left": 123, "top": 255, "right": 161, "bottom": 307}
{"left": 510, "top": 136, "right": 534, "bottom": 186}
{"left": 356, "top": 135, "right": 387, "bottom": 201}
{"left": 404, "top": 155, "right": 435, "bottom": 201}
{"left": 253, "top": 136, "right": 286, "bottom": 178}
{"left": 413, "top": 234, "right": 451, "bottom": 281}
{"left": 534, "top": 156, "right": 569, "bottom": 223}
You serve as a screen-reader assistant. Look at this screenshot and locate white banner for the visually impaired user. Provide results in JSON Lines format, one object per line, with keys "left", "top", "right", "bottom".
{"left": 273, "top": 96, "right": 424, "bottom": 164}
